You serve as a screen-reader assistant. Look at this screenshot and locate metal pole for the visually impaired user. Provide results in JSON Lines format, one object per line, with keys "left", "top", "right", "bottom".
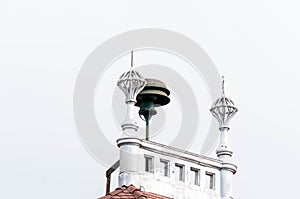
{"left": 105, "top": 160, "right": 120, "bottom": 194}
{"left": 146, "top": 117, "right": 149, "bottom": 140}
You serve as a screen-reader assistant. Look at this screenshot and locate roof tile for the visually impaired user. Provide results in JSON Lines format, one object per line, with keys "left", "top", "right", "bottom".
{"left": 98, "top": 185, "right": 173, "bottom": 199}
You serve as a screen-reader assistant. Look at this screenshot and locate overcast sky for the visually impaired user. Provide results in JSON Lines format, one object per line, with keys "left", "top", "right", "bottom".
{"left": 1, "top": 1, "right": 300, "bottom": 199}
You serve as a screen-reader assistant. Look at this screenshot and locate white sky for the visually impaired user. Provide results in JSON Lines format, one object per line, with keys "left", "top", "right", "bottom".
{"left": 1, "top": 1, "right": 300, "bottom": 198}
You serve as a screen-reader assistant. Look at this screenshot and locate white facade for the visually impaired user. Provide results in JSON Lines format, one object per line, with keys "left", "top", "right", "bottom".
{"left": 117, "top": 137, "right": 237, "bottom": 199}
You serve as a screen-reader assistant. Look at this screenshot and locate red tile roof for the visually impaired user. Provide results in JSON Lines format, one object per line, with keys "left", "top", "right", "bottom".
{"left": 98, "top": 185, "right": 173, "bottom": 199}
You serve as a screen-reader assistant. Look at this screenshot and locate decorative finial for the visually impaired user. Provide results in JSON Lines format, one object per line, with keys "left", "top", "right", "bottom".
{"left": 210, "top": 76, "right": 238, "bottom": 159}
{"left": 210, "top": 77, "right": 237, "bottom": 129}
{"left": 117, "top": 51, "right": 146, "bottom": 134}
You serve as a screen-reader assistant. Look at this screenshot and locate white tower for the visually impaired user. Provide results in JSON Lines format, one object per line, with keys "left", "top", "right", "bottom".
{"left": 210, "top": 76, "right": 238, "bottom": 199}
{"left": 116, "top": 51, "right": 146, "bottom": 186}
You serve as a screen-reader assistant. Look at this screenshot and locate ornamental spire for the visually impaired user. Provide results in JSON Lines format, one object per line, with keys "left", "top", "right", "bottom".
{"left": 117, "top": 50, "right": 146, "bottom": 134}
{"left": 210, "top": 76, "right": 238, "bottom": 159}
{"left": 210, "top": 76, "right": 237, "bottom": 129}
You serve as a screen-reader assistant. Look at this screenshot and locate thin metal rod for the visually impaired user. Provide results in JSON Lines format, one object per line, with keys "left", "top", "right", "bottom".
{"left": 222, "top": 75, "right": 225, "bottom": 95}
{"left": 105, "top": 160, "right": 120, "bottom": 194}
{"left": 106, "top": 175, "right": 111, "bottom": 195}
{"left": 131, "top": 50, "right": 133, "bottom": 68}
{"left": 146, "top": 119, "right": 149, "bottom": 141}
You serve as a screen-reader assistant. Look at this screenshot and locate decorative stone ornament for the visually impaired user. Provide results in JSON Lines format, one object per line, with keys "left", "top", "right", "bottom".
{"left": 210, "top": 76, "right": 238, "bottom": 129}
{"left": 117, "top": 51, "right": 146, "bottom": 134}
{"left": 210, "top": 76, "right": 238, "bottom": 159}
